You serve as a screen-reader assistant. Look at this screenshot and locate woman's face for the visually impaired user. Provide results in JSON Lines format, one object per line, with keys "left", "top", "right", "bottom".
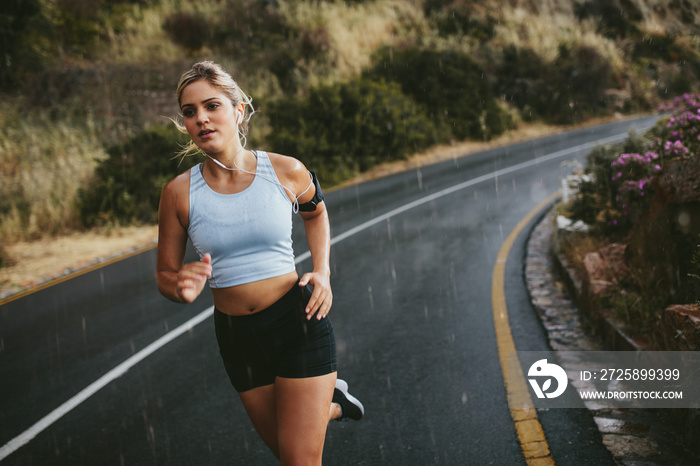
{"left": 180, "top": 80, "right": 243, "bottom": 156}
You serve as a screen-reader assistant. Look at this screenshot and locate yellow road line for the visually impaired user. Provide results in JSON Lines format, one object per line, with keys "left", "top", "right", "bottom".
{"left": 0, "top": 243, "right": 158, "bottom": 307}
{"left": 492, "top": 191, "right": 560, "bottom": 466}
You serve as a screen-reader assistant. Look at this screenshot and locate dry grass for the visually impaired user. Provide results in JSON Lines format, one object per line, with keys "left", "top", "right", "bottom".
{"left": 104, "top": 1, "right": 184, "bottom": 64}
{"left": 278, "top": 0, "right": 426, "bottom": 83}
{"left": 493, "top": 7, "right": 625, "bottom": 69}
{"left": 0, "top": 225, "right": 158, "bottom": 296}
{"left": 0, "top": 106, "right": 108, "bottom": 242}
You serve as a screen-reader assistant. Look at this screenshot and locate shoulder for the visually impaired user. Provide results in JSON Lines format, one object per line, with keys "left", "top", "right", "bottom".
{"left": 266, "top": 152, "right": 308, "bottom": 186}
{"left": 162, "top": 167, "right": 193, "bottom": 198}
{"left": 160, "top": 167, "right": 193, "bottom": 215}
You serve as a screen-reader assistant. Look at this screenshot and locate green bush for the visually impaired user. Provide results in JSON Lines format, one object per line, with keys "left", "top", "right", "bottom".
{"left": 423, "top": 0, "right": 495, "bottom": 41}
{"left": 496, "top": 45, "right": 550, "bottom": 122}
{"left": 266, "top": 78, "right": 439, "bottom": 184}
{"left": 0, "top": 0, "right": 48, "bottom": 90}
{"left": 364, "top": 47, "right": 511, "bottom": 141}
{"left": 79, "top": 124, "right": 197, "bottom": 227}
{"left": 497, "top": 44, "right": 613, "bottom": 125}
{"left": 574, "top": 0, "right": 642, "bottom": 39}
{"left": 163, "top": 12, "right": 210, "bottom": 51}
{"left": 567, "top": 131, "right": 648, "bottom": 234}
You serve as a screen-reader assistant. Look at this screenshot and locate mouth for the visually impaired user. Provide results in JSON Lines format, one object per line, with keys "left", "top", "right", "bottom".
{"left": 198, "top": 129, "right": 215, "bottom": 137}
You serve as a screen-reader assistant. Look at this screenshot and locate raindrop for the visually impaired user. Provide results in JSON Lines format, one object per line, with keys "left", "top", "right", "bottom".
{"left": 530, "top": 180, "right": 547, "bottom": 202}
{"left": 416, "top": 168, "right": 423, "bottom": 191}
{"left": 82, "top": 316, "right": 87, "bottom": 351}
{"left": 386, "top": 218, "right": 392, "bottom": 241}
{"left": 461, "top": 392, "right": 468, "bottom": 404}
{"left": 678, "top": 211, "right": 690, "bottom": 228}
{"left": 368, "top": 286, "right": 374, "bottom": 309}
{"left": 387, "top": 376, "right": 392, "bottom": 390}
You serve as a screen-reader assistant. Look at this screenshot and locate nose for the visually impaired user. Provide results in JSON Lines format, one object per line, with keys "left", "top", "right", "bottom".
{"left": 196, "top": 110, "right": 209, "bottom": 125}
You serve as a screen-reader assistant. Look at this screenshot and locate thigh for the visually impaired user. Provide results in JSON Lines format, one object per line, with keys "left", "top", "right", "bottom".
{"left": 275, "top": 373, "right": 337, "bottom": 465}
{"left": 215, "top": 309, "right": 277, "bottom": 392}
{"left": 238, "top": 384, "right": 280, "bottom": 459}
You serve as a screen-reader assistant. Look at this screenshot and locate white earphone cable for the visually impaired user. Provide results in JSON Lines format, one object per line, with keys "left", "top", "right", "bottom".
{"left": 204, "top": 133, "right": 312, "bottom": 214}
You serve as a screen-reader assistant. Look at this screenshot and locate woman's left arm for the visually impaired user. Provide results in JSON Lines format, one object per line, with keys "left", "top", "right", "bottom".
{"left": 270, "top": 152, "right": 333, "bottom": 320}
{"left": 299, "top": 202, "right": 333, "bottom": 320}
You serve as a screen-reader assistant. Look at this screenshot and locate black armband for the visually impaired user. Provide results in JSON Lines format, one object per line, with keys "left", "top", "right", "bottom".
{"left": 298, "top": 170, "right": 324, "bottom": 212}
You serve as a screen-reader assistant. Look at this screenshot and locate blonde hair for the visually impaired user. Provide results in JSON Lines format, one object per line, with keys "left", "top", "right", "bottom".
{"left": 173, "top": 61, "right": 255, "bottom": 159}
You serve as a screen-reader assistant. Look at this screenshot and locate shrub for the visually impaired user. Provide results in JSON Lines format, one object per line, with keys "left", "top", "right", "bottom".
{"left": 423, "top": 0, "right": 495, "bottom": 41}
{"left": 652, "top": 93, "right": 700, "bottom": 160}
{"left": 163, "top": 12, "right": 210, "bottom": 51}
{"left": 0, "top": 0, "right": 48, "bottom": 90}
{"left": 496, "top": 45, "right": 550, "bottom": 122}
{"left": 364, "top": 47, "right": 511, "bottom": 141}
{"left": 569, "top": 93, "right": 700, "bottom": 235}
{"left": 568, "top": 131, "right": 649, "bottom": 234}
{"left": 574, "top": 0, "right": 642, "bottom": 39}
{"left": 266, "top": 78, "right": 438, "bottom": 184}
{"left": 211, "top": 0, "right": 292, "bottom": 56}
{"left": 79, "top": 124, "right": 197, "bottom": 227}
{"left": 496, "top": 44, "right": 613, "bottom": 124}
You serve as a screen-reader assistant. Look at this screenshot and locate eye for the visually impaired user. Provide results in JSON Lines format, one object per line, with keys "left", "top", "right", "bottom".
{"left": 182, "top": 108, "right": 195, "bottom": 117}
{"left": 207, "top": 102, "right": 220, "bottom": 110}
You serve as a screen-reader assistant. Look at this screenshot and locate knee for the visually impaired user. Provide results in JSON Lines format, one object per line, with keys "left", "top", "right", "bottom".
{"left": 279, "top": 443, "right": 323, "bottom": 466}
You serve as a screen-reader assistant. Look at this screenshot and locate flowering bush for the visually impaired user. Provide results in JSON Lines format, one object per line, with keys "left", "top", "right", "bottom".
{"left": 653, "top": 93, "right": 700, "bottom": 160}
{"left": 606, "top": 93, "right": 700, "bottom": 230}
{"left": 609, "top": 151, "right": 662, "bottom": 228}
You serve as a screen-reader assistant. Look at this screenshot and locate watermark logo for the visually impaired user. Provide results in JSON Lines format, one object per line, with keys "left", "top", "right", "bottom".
{"left": 527, "top": 359, "right": 568, "bottom": 399}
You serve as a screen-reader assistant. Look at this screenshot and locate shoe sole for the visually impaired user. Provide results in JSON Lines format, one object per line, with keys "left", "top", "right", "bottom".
{"left": 336, "top": 378, "right": 364, "bottom": 417}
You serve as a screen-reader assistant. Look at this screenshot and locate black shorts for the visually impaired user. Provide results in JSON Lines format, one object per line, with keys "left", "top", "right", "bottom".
{"left": 214, "top": 283, "right": 338, "bottom": 392}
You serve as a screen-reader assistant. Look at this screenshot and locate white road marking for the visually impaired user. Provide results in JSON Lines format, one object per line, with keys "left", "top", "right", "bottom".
{"left": 0, "top": 128, "right": 643, "bottom": 460}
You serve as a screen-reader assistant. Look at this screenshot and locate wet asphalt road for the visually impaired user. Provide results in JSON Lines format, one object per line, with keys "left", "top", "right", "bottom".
{"left": 0, "top": 116, "right": 659, "bottom": 465}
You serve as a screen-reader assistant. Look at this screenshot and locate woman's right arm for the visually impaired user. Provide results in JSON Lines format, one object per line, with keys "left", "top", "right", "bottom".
{"left": 156, "top": 175, "right": 211, "bottom": 303}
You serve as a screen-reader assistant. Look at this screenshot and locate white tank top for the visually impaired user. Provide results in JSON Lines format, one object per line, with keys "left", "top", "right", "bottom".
{"left": 187, "top": 151, "right": 295, "bottom": 288}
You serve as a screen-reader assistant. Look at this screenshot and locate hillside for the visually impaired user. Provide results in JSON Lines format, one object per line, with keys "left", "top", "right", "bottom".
{"left": 1, "top": 0, "right": 699, "bottom": 253}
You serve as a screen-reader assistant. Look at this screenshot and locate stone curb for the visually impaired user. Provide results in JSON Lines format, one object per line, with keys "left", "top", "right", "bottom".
{"left": 525, "top": 207, "right": 696, "bottom": 465}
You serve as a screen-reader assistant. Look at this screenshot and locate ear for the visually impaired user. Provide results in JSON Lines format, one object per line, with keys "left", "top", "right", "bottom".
{"left": 236, "top": 103, "right": 245, "bottom": 125}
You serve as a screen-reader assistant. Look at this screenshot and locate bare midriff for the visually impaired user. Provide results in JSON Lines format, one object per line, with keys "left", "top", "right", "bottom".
{"left": 211, "top": 271, "right": 299, "bottom": 315}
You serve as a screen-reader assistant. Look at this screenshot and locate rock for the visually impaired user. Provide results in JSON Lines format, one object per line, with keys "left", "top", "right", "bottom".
{"left": 583, "top": 243, "right": 628, "bottom": 296}
{"left": 653, "top": 304, "right": 700, "bottom": 351}
{"left": 626, "top": 156, "right": 700, "bottom": 304}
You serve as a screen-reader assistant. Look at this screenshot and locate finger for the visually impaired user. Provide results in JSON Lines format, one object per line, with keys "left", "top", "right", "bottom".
{"left": 178, "top": 271, "right": 204, "bottom": 283}
{"left": 305, "top": 288, "right": 324, "bottom": 319}
{"left": 317, "top": 295, "right": 333, "bottom": 319}
{"left": 299, "top": 273, "right": 312, "bottom": 287}
{"left": 188, "top": 262, "right": 212, "bottom": 276}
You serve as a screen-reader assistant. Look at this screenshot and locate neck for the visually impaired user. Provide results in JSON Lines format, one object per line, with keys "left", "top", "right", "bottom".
{"left": 207, "top": 146, "right": 245, "bottom": 171}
